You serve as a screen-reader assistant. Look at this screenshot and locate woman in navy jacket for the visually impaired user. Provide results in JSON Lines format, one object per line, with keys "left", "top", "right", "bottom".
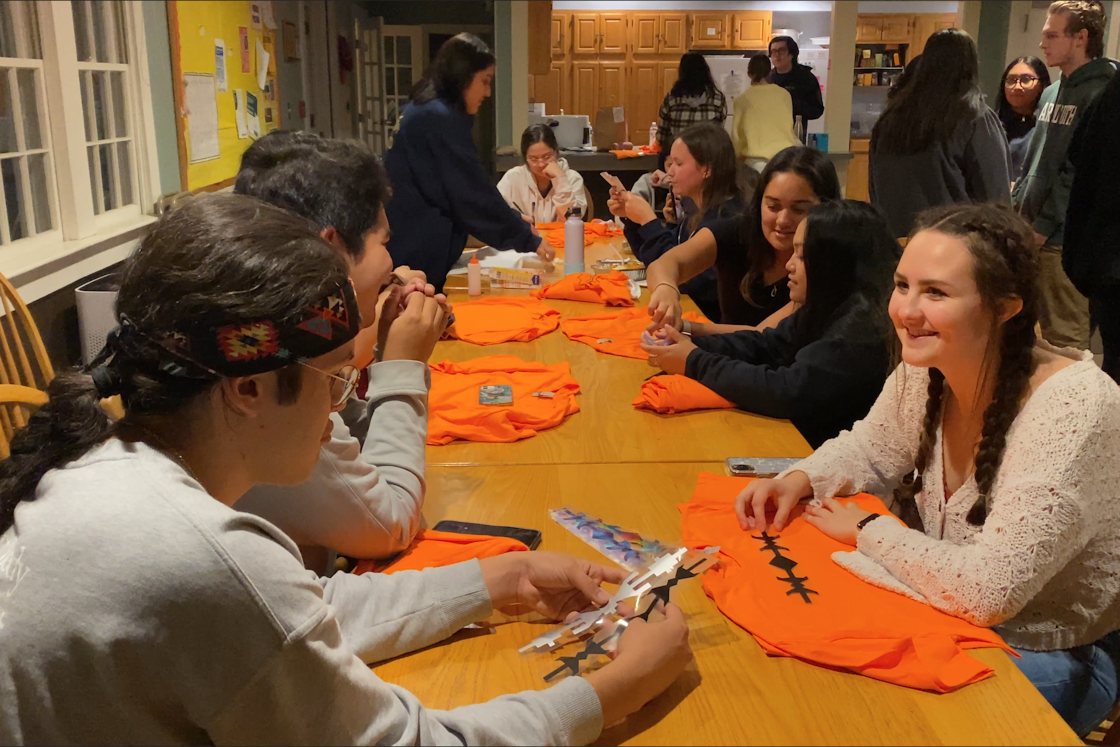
{"left": 384, "top": 34, "right": 553, "bottom": 291}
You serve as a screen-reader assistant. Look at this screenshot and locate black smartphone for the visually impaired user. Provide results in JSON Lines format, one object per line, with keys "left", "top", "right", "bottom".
{"left": 432, "top": 520, "right": 543, "bottom": 550}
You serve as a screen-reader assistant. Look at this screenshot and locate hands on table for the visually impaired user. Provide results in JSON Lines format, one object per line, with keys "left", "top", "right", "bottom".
{"left": 731, "top": 471, "right": 870, "bottom": 546}
{"left": 639, "top": 324, "right": 696, "bottom": 375}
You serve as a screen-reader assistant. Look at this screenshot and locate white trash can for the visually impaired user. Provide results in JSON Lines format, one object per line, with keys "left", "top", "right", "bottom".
{"left": 75, "top": 273, "right": 119, "bottom": 366}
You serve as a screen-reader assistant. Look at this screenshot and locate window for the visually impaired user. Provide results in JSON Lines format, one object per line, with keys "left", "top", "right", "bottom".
{"left": 0, "top": 1, "right": 58, "bottom": 246}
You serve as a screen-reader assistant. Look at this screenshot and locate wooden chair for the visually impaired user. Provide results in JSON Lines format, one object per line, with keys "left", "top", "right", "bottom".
{"left": 1086, "top": 702, "right": 1120, "bottom": 746}
{"left": 0, "top": 272, "right": 54, "bottom": 443}
{"left": 0, "top": 384, "right": 47, "bottom": 459}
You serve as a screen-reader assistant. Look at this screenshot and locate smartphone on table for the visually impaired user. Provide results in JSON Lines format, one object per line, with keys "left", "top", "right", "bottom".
{"left": 432, "top": 520, "right": 543, "bottom": 550}
{"left": 725, "top": 457, "right": 802, "bottom": 478}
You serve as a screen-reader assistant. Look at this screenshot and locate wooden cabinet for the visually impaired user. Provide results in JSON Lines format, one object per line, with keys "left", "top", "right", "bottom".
{"left": 857, "top": 17, "right": 884, "bottom": 42}
{"left": 847, "top": 137, "right": 870, "bottom": 203}
{"left": 881, "top": 15, "right": 913, "bottom": 42}
{"left": 909, "top": 13, "right": 958, "bottom": 57}
{"left": 572, "top": 13, "right": 599, "bottom": 54}
{"left": 732, "top": 11, "right": 771, "bottom": 49}
{"left": 528, "top": 2, "right": 554, "bottom": 75}
{"left": 570, "top": 11, "right": 627, "bottom": 56}
{"left": 857, "top": 14, "right": 912, "bottom": 43}
{"left": 600, "top": 13, "right": 627, "bottom": 55}
{"left": 691, "top": 13, "right": 730, "bottom": 49}
{"left": 631, "top": 12, "right": 688, "bottom": 56}
{"left": 660, "top": 13, "right": 687, "bottom": 55}
{"left": 571, "top": 61, "right": 599, "bottom": 118}
{"left": 550, "top": 11, "right": 569, "bottom": 57}
{"left": 531, "top": 60, "right": 570, "bottom": 116}
{"left": 600, "top": 62, "right": 627, "bottom": 108}
{"left": 629, "top": 61, "right": 662, "bottom": 144}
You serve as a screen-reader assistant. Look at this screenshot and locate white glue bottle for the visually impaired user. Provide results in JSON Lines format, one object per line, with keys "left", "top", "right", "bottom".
{"left": 467, "top": 254, "right": 482, "bottom": 295}
{"left": 565, "top": 207, "right": 584, "bottom": 275}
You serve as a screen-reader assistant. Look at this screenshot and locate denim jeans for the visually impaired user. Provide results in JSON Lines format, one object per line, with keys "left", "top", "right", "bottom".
{"left": 1013, "top": 630, "right": 1120, "bottom": 737}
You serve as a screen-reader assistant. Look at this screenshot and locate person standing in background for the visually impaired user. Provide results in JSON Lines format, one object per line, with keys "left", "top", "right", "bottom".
{"left": 1065, "top": 70, "right": 1120, "bottom": 381}
{"left": 868, "top": 29, "right": 1010, "bottom": 238}
{"left": 657, "top": 53, "right": 727, "bottom": 170}
{"left": 1012, "top": 0, "right": 1114, "bottom": 352}
{"left": 732, "top": 55, "right": 799, "bottom": 171}
{"left": 384, "top": 33, "right": 554, "bottom": 292}
{"left": 996, "top": 57, "right": 1053, "bottom": 180}
{"left": 767, "top": 36, "right": 824, "bottom": 140}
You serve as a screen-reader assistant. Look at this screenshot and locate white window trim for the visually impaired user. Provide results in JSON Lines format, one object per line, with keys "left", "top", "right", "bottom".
{"left": 2, "top": 0, "right": 161, "bottom": 303}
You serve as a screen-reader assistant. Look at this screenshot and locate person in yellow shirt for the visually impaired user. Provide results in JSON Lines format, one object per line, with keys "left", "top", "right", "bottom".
{"left": 732, "top": 55, "right": 799, "bottom": 171}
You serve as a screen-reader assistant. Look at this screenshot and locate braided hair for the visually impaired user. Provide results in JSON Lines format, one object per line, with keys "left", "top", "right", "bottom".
{"left": 893, "top": 203, "right": 1041, "bottom": 527}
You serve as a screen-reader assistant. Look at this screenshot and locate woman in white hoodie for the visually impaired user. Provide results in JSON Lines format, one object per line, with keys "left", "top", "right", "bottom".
{"left": 498, "top": 124, "right": 587, "bottom": 222}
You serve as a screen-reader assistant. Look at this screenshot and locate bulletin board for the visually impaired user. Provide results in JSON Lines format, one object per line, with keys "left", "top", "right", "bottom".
{"left": 168, "top": 0, "right": 282, "bottom": 192}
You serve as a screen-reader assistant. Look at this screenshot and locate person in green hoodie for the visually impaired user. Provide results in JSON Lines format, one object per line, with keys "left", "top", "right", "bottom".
{"left": 1011, "top": 0, "right": 1115, "bottom": 352}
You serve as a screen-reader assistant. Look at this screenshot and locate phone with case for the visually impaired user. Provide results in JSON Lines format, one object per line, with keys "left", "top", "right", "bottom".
{"left": 725, "top": 457, "right": 802, "bottom": 478}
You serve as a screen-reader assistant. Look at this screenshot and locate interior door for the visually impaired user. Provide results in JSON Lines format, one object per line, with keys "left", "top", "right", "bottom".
{"left": 354, "top": 15, "right": 385, "bottom": 152}
{"left": 380, "top": 25, "right": 422, "bottom": 149}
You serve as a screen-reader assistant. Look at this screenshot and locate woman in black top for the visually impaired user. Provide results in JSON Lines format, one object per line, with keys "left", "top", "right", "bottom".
{"left": 608, "top": 123, "right": 746, "bottom": 322}
{"left": 996, "top": 56, "right": 1051, "bottom": 180}
{"left": 645, "top": 146, "right": 840, "bottom": 333}
{"left": 641, "top": 200, "right": 900, "bottom": 447}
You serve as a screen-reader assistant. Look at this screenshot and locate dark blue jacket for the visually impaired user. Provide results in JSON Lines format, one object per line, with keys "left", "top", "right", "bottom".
{"left": 384, "top": 99, "right": 541, "bottom": 291}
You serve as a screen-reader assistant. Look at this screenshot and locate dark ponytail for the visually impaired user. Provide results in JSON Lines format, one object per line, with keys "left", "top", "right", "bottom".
{"left": 0, "top": 194, "right": 352, "bottom": 533}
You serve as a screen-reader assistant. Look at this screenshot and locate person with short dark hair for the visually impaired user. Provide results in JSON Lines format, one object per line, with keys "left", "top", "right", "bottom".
{"left": 996, "top": 56, "right": 1053, "bottom": 178}
{"left": 497, "top": 123, "right": 586, "bottom": 222}
{"left": 767, "top": 36, "right": 824, "bottom": 138}
{"left": 1012, "top": 0, "right": 1114, "bottom": 352}
{"left": 656, "top": 52, "right": 727, "bottom": 167}
{"left": 732, "top": 54, "right": 799, "bottom": 169}
{"left": 384, "top": 33, "right": 553, "bottom": 291}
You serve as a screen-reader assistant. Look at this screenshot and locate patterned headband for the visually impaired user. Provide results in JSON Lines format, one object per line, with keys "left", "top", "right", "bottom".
{"left": 103, "top": 280, "right": 362, "bottom": 382}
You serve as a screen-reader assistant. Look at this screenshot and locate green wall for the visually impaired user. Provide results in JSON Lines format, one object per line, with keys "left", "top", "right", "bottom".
{"left": 494, "top": 0, "right": 512, "bottom": 147}
{"left": 142, "top": 1, "right": 180, "bottom": 195}
{"left": 977, "top": 0, "right": 1012, "bottom": 102}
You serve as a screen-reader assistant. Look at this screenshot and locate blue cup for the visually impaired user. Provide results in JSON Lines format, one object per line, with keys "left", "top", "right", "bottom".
{"left": 816, "top": 133, "right": 829, "bottom": 152}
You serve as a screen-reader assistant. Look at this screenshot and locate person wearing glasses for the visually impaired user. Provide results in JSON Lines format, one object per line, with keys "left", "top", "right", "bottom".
{"left": 498, "top": 124, "right": 587, "bottom": 223}
{"left": 233, "top": 131, "right": 449, "bottom": 574}
{"left": 997, "top": 57, "right": 1052, "bottom": 180}
{"left": 0, "top": 194, "right": 695, "bottom": 744}
{"left": 767, "top": 36, "right": 824, "bottom": 142}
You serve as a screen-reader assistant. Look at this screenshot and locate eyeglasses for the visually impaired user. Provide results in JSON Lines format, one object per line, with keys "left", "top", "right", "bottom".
{"left": 526, "top": 155, "right": 555, "bottom": 165}
{"left": 295, "top": 361, "right": 360, "bottom": 410}
{"left": 1005, "top": 74, "right": 1040, "bottom": 89}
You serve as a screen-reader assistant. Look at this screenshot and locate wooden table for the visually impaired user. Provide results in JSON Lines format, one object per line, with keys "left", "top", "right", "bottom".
{"left": 377, "top": 462, "right": 1079, "bottom": 746}
{"left": 430, "top": 238, "right": 813, "bottom": 467}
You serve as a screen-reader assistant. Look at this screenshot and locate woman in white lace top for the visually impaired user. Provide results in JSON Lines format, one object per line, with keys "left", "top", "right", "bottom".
{"left": 735, "top": 203, "right": 1120, "bottom": 737}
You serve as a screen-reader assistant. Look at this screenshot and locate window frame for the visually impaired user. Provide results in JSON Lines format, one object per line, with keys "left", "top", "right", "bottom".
{"left": 1, "top": 0, "right": 160, "bottom": 300}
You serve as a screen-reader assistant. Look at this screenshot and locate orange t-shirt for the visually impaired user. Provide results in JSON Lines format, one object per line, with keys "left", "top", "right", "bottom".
{"left": 632, "top": 374, "right": 735, "bottom": 414}
{"left": 352, "top": 529, "right": 529, "bottom": 575}
{"left": 679, "top": 473, "right": 1010, "bottom": 692}
{"left": 537, "top": 220, "right": 624, "bottom": 249}
{"left": 531, "top": 272, "right": 634, "bottom": 307}
{"left": 427, "top": 355, "right": 581, "bottom": 445}
{"left": 560, "top": 309, "right": 708, "bottom": 359}
{"left": 446, "top": 297, "right": 560, "bottom": 345}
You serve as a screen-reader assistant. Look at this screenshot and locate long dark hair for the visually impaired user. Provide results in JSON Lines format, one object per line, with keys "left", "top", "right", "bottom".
{"left": 671, "top": 52, "right": 717, "bottom": 98}
{"left": 894, "top": 203, "right": 1041, "bottom": 527}
{"left": 0, "top": 195, "right": 352, "bottom": 533}
{"left": 738, "top": 146, "right": 841, "bottom": 304}
{"left": 788, "top": 200, "right": 899, "bottom": 353}
{"left": 412, "top": 33, "right": 495, "bottom": 109}
{"left": 674, "top": 122, "right": 745, "bottom": 233}
{"left": 873, "top": 29, "right": 984, "bottom": 153}
{"left": 887, "top": 54, "right": 921, "bottom": 100}
{"left": 520, "top": 123, "right": 559, "bottom": 161}
{"left": 995, "top": 56, "right": 1051, "bottom": 122}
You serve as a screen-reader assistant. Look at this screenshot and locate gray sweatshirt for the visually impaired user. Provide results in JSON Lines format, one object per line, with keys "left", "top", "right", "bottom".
{"left": 0, "top": 439, "right": 602, "bottom": 745}
{"left": 234, "top": 360, "right": 428, "bottom": 573}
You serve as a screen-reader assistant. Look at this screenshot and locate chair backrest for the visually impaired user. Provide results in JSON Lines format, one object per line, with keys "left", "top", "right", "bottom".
{"left": 0, "top": 384, "right": 48, "bottom": 460}
{"left": 582, "top": 185, "right": 595, "bottom": 221}
{"left": 0, "top": 272, "right": 54, "bottom": 393}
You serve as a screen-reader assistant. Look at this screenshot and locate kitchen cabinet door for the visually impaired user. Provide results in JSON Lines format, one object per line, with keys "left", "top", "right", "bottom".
{"left": 600, "top": 13, "right": 628, "bottom": 55}
{"left": 551, "top": 12, "right": 569, "bottom": 57}
{"left": 632, "top": 14, "right": 659, "bottom": 55}
{"left": 733, "top": 11, "right": 771, "bottom": 49}
{"left": 691, "top": 13, "right": 730, "bottom": 49}
{"left": 572, "top": 13, "right": 599, "bottom": 54}
{"left": 571, "top": 61, "right": 599, "bottom": 117}
{"left": 660, "top": 13, "right": 688, "bottom": 55}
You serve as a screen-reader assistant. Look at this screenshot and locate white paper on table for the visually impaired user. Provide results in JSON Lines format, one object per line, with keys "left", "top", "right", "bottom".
{"left": 261, "top": 1, "right": 277, "bottom": 29}
{"left": 183, "top": 73, "right": 220, "bottom": 163}
{"left": 214, "top": 39, "right": 227, "bottom": 92}
{"left": 233, "top": 89, "right": 248, "bottom": 139}
{"left": 256, "top": 39, "right": 270, "bottom": 91}
{"left": 447, "top": 247, "right": 550, "bottom": 275}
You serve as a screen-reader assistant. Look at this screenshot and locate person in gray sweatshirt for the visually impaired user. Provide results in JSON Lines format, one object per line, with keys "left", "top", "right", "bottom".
{"left": 1011, "top": 0, "right": 1115, "bottom": 351}
{"left": 0, "top": 194, "right": 693, "bottom": 745}
{"left": 231, "top": 131, "right": 443, "bottom": 574}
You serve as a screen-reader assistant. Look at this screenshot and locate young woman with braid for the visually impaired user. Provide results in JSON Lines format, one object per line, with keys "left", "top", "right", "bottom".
{"left": 735, "top": 203, "right": 1120, "bottom": 737}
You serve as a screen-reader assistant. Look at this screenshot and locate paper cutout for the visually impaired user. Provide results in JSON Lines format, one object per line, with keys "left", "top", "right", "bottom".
{"left": 550, "top": 508, "right": 676, "bottom": 570}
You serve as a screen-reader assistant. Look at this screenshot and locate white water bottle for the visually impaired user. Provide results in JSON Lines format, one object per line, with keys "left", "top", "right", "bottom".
{"left": 648, "top": 121, "right": 658, "bottom": 148}
{"left": 467, "top": 254, "right": 482, "bottom": 295}
{"left": 564, "top": 207, "right": 584, "bottom": 275}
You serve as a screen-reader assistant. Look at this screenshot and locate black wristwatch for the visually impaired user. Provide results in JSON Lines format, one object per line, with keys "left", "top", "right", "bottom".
{"left": 856, "top": 513, "right": 883, "bottom": 532}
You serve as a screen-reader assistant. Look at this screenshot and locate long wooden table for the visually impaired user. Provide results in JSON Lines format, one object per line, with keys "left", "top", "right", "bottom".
{"left": 378, "top": 462, "right": 1080, "bottom": 746}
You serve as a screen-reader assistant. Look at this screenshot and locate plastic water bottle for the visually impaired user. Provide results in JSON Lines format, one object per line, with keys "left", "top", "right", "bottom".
{"left": 564, "top": 207, "right": 584, "bottom": 275}
{"left": 648, "top": 122, "right": 658, "bottom": 148}
{"left": 467, "top": 254, "right": 482, "bottom": 296}
{"left": 794, "top": 115, "right": 805, "bottom": 144}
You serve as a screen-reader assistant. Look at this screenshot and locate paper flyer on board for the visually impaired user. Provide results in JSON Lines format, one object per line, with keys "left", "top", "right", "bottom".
{"left": 246, "top": 90, "right": 260, "bottom": 138}
{"left": 239, "top": 27, "right": 250, "bottom": 73}
{"left": 233, "top": 89, "right": 248, "bottom": 139}
{"left": 183, "top": 73, "right": 220, "bottom": 163}
{"left": 256, "top": 38, "right": 270, "bottom": 91}
{"left": 214, "top": 39, "right": 227, "bottom": 92}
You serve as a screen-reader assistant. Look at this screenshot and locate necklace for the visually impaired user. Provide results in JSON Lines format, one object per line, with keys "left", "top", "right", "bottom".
{"left": 127, "top": 422, "right": 202, "bottom": 485}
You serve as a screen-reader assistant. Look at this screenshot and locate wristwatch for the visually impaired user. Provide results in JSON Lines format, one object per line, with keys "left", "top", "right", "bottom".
{"left": 856, "top": 513, "right": 883, "bottom": 532}
{"left": 681, "top": 320, "right": 693, "bottom": 336}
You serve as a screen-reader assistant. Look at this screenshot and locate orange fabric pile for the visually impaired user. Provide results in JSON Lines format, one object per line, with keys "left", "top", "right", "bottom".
{"left": 632, "top": 374, "right": 735, "bottom": 414}
{"left": 531, "top": 271, "right": 634, "bottom": 306}
{"left": 352, "top": 529, "right": 529, "bottom": 575}
{"left": 609, "top": 144, "right": 659, "bottom": 158}
{"left": 427, "top": 355, "right": 581, "bottom": 445}
{"left": 446, "top": 297, "right": 560, "bottom": 345}
{"left": 679, "top": 473, "right": 1011, "bottom": 692}
{"left": 537, "top": 220, "right": 624, "bottom": 250}
{"left": 560, "top": 309, "right": 708, "bottom": 359}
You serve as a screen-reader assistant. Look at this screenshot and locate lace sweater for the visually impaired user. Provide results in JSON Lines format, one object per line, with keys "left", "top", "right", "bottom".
{"left": 789, "top": 343, "right": 1120, "bottom": 651}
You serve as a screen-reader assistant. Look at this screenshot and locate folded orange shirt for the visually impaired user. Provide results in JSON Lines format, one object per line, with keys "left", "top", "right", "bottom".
{"left": 352, "top": 529, "right": 529, "bottom": 575}
{"left": 632, "top": 374, "right": 735, "bottom": 414}
{"left": 446, "top": 297, "right": 560, "bottom": 345}
{"left": 560, "top": 309, "right": 711, "bottom": 359}
{"left": 538, "top": 220, "right": 624, "bottom": 249}
{"left": 532, "top": 271, "right": 634, "bottom": 307}
{"left": 427, "top": 355, "right": 581, "bottom": 444}
{"left": 679, "top": 473, "right": 1011, "bottom": 692}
